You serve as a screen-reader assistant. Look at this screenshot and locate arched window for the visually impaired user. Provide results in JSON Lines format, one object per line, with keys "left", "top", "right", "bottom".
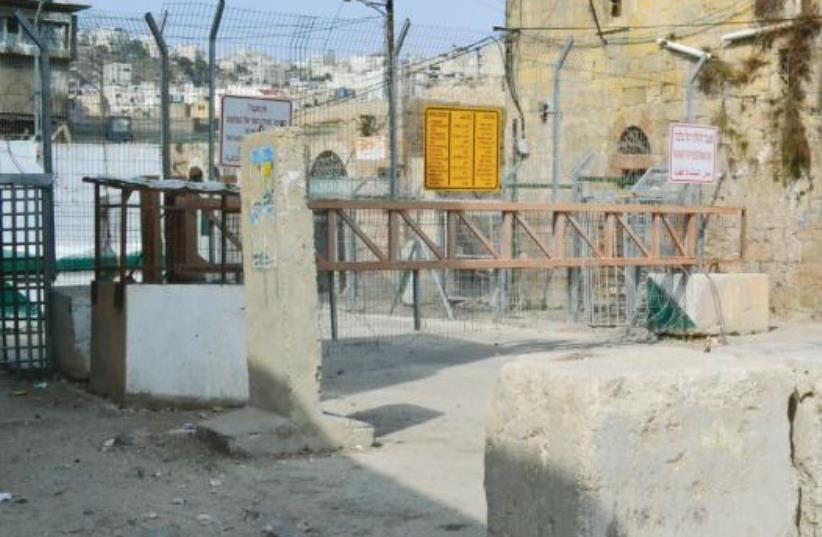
{"left": 309, "top": 150, "right": 347, "bottom": 180}
{"left": 617, "top": 126, "right": 651, "bottom": 155}
{"left": 610, "top": 0, "right": 622, "bottom": 17}
{"left": 311, "top": 151, "right": 348, "bottom": 294}
{"left": 617, "top": 126, "right": 651, "bottom": 181}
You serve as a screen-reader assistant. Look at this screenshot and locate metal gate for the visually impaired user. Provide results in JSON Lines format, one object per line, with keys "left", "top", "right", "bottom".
{"left": 0, "top": 174, "right": 55, "bottom": 372}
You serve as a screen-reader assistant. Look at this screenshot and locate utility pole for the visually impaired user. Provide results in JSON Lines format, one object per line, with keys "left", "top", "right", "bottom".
{"left": 385, "top": 0, "right": 397, "bottom": 198}
{"left": 345, "top": 0, "right": 408, "bottom": 198}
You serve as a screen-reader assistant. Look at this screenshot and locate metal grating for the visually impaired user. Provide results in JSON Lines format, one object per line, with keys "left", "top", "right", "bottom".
{"left": 0, "top": 174, "right": 54, "bottom": 373}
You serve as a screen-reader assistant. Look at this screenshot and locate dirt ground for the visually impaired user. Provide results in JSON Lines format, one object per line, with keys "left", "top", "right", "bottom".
{"left": 2, "top": 321, "right": 819, "bottom": 537}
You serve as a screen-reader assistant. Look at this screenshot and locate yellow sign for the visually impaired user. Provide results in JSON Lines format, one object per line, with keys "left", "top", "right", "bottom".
{"left": 424, "top": 106, "right": 500, "bottom": 191}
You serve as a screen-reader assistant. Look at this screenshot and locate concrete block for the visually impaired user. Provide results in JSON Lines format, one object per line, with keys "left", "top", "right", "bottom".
{"left": 51, "top": 286, "right": 91, "bottom": 381}
{"left": 648, "top": 273, "right": 770, "bottom": 336}
{"left": 91, "top": 283, "right": 248, "bottom": 407}
{"left": 773, "top": 352, "right": 822, "bottom": 537}
{"left": 486, "top": 347, "right": 797, "bottom": 537}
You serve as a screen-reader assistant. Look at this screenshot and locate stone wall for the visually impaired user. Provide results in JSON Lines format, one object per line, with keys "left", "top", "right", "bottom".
{"left": 507, "top": 0, "right": 822, "bottom": 317}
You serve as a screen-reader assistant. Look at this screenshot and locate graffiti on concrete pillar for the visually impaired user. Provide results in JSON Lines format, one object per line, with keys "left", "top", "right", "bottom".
{"left": 248, "top": 145, "right": 278, "bottom": 271}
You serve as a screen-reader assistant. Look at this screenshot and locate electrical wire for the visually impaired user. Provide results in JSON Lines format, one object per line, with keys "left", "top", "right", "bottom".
{"left": 508, "top": 0, "right": 757, "bottom": 48}
{"left": 501, "top": 15, "right": 820, "bottom": 32}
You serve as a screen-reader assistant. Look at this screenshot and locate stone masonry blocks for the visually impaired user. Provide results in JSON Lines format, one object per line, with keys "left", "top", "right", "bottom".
{"left": 648, "top": 273, "right": 770, "bottom": 336}
{"left": 486, "top": 347, "right": 798, "bottom": 537}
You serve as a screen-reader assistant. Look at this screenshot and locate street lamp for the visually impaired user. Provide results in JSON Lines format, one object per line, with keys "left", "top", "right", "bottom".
{"left": 345, "top": 0, "right": 410, "bottom": 199}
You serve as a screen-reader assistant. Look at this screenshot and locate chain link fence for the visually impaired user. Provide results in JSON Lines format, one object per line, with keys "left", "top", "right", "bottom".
{"left": 0, "top": 1, "right": 752, "bottom": 355}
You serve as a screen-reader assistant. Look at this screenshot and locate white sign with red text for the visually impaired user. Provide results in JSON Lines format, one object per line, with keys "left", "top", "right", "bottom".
{"left": 220, "top": 95, "right": 292, "bottom": 167}
{"left": 669, "top": 123, "right": 718, "bottom": 184}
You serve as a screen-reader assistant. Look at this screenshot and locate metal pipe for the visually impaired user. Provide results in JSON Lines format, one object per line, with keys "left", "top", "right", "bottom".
{"left": 552, "top": 37, "right": 574, "bottom": 203}
{"left": 93, "top": 184, "right": 101, "bottom": 282}
{"left": 208, "top": 0, "right": 225, "bottom": 182}
{"left": 686, "top": 53, "right": 709, "bottom": 122}
{"left": 412, "top": 269, "right": 421, "bottom": 331}
{"left": 146, "top": 13, "right": 171, "bottom": 178}
{"left": 328, "top": 272, "right": 339, "bottom": 341}
{"left": 32, "top": 1, "right": 50, "bottom": 145}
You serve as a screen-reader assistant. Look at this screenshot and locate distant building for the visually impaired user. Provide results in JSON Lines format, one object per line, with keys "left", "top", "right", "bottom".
{"left": 173, "top": 43, "right": 202, "bottom": 62}
{"left": 84, "top": 25, "right": 127, "bottom": 50}
{"left": 103, "top": 62, "right": 132, "bottom": 86}
{"left": 190, "top": 97, "right": 209, "bottom": 121}
{"left": 0, "top": 0, "right": 89, "bottom": 135}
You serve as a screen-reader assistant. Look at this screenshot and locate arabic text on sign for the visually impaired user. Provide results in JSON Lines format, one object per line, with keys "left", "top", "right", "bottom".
{"left": 424, "top": 107, "right": 500, "bottom": 191}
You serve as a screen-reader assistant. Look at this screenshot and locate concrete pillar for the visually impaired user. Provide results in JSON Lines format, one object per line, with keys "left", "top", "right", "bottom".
{"left": 239, "top": 130, "right": 321, "bottom": 421}
{"left": 485, "top": 347, "right": 798, "bottom": 537}
{"left": 52, "top": 286, "right": 92, "bottom": 381}
{"left": 198, "top": 128, "right": 373, "bottom": 456}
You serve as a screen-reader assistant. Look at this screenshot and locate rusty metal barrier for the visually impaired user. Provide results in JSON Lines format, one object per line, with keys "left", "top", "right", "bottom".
{"left": 308, "top": 200, "right": 745, "bottom": 272}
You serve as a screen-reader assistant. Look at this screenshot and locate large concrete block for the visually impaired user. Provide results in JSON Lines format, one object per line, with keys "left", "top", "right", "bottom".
{"left": 91, "top": 283, "right": 248, "bottom": 407}
{"left": 51, "top": 286, "right": 91, "bottom": 381}
{"left": 485, "top": 347, "right": 797, "bottom": 537}
{"left": 771, "top": 350, "right": 822, "bottom": 537}
{"left": 648, "top": 273, "right": 770, "bottom": 336}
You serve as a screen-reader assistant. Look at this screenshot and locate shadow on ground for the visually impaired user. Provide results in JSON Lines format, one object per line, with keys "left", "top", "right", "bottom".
{"left": 322, "top": 332, "right": 630, "bottom": 398}
{"left": 0, "top": 372, "right": 486, "bottom": 537}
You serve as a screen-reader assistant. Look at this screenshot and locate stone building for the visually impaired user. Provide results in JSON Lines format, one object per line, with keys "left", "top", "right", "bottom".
{"left": 0, "top": 0, "right": 89, "bottom": 135}
{"left": 505, "top": 0, "right": 822, "bottom": 316}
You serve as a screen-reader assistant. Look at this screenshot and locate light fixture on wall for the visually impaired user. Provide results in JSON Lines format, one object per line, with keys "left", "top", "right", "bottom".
{"left": 720, "top": 22, "right": 796, "bottom": 46}
{"left": 656, "top": 39, "right": 711, "bottom": 61}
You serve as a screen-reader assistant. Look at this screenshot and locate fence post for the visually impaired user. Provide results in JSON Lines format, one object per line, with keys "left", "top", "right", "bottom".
{"left": 412, "top": 269, "right": 421, "bottom": 331}
{"left": 208, "top": 0, "right": 225, "bottom": 182}
{"left": 388, "top": 14, "right": 411, "bottom": 199}
{"left": 15, "top": 13, "right": 52, "bottom": 175}
{"left": 16, "top": 12, "right": 56, "bottom": 280}
{"left": 568, "top": 154, "right": 592, "bottom": 322}
{"left": 328, "top": 272, "right": 339, "bottom": 341}
{"left": 551, "top": 37, "right": 574, "bottom": 203}
{"left": 686, "top": 54, "right": 709, "bottom": 123}
{"left": 146, "top": 13, "right": 171, "bottom": 178}
{"left": 686, "top": 52, "right": 708, "bottom": 209}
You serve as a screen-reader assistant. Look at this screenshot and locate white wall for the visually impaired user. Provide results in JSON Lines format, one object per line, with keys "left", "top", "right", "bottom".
{"left": 124, "top": 284, "right": 248, "bottom": 405}
{"left": 53, "top": 142, "right": 161, "bottom": 262}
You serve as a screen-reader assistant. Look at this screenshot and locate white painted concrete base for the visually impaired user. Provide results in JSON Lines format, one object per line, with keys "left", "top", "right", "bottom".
{"left": 648, "top": 273, "right": 770, "bottom": 335}
{"left": 486, "top": 347, "right": 797, "bottom": 537}
{"left": 52, "top": 286, "right": 92, "bottom": 381}
{"left": 91, "top": 283, "right": 248, "bottom": 407}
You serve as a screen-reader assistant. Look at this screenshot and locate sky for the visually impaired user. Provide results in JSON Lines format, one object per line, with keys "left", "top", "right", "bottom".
{"left": 78, "top": 0, "right": 505, "bottom": 31}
